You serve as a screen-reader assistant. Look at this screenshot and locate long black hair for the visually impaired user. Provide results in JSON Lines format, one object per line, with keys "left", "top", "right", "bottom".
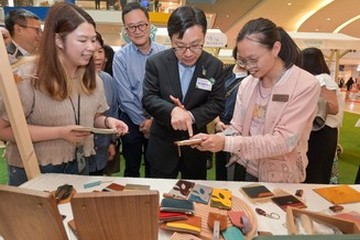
{"left": 301, "top": 47, "right": 330, "bottom": 75}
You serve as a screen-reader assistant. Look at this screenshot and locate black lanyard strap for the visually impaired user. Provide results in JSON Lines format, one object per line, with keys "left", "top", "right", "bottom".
{"left": 69, "top": 95, "right": 80, "bottom": 125}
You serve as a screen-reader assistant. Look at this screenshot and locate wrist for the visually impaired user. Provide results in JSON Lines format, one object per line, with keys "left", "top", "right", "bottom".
{"left": 104, "top": 116, "right": 111, "bottom": 129}
{"left": 187, "top": 110, "right": 195, "bottom": 123}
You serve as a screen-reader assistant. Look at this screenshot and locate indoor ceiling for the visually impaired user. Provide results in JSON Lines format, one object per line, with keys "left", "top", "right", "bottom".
{"left": 189, "top": 0, "right": 360, "bottom": 48}
{"left": 80, "top": 0, "right": 360, "bottom": 65}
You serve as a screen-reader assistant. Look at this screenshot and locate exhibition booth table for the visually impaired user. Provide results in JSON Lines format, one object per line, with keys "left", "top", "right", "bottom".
{"left": 2, "top": 173, "right": 360, "bottom": 239}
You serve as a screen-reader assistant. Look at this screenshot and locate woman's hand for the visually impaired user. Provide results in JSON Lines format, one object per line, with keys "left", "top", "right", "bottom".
{"left": 61, "top": 125, "right": 91, "bottom": 144}
{"left": 106, "top": 117, "right": 129, "bottom": 136}
{"left": 191, "top": 133, "right": 226, "bottom": 153}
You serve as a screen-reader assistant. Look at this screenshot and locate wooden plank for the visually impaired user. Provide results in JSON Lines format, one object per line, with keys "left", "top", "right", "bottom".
{"left": 0, "top": 185, "right": 68, "bottom": 240}
{"left": 71, "top": 190, "right": 159, "bottom": 240}
{"left": 0, "top": 37, "right": 40, "bottom": 179}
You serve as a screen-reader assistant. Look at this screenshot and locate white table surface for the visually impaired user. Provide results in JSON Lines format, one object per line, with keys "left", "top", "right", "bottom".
{"left": 13, "top": 173, "right": 360, "bottom": 239}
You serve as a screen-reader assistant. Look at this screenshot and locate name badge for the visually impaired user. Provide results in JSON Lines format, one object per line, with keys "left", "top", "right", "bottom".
{"left": 272, "top": 94, "right": 289, "bottom": 102}
{"left": 196, "top": 77, "right": 212, "bottom": 91}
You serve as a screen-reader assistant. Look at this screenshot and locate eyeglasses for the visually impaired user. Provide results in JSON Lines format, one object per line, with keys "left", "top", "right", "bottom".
{"left": 125, "top": 23, "right": 148, "bottom": 33}
{"left": 173, "top": 44, "right": 203, "bottom": 54}
{"left": 18, "top": 24, "right": 42, "bottom": 34}
{"left": 235, "top": 54, "right": 265, "bottom": 68}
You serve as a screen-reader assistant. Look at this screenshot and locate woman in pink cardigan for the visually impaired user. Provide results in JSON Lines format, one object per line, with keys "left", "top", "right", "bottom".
{"left": 193, "top": 18, "right": 320, "bottom": 183}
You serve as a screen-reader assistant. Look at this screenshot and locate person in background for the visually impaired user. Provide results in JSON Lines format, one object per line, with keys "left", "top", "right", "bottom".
{"left": 142, "top": 6, "right": 225, "bottom": 180}
{"left": 95, "top": 0, "right": 101, "bottom": 9}
{"left": 0, "top": 25, "right": 12, "bottom": 47}
{"left": 103, "top": 44, "right": 115, "bottom": 76}
{"left": 0, "top": 2, "right": 128, "bottom": 186}
{"left": 338, "top": 78, "right": 345, "bottom": 88}
{"left": 113, "top": 2, "right": 166, "bottom": 177}
{"left": 88, "top": 32, "right": 120, "bottom": 175}
{"left": 192, "top": 18, "right": 320, "bottom": 183}
{"left": 5, "top": 9, "right": 42, "bottom": 64}
{"left": 214, "top": 46, "right": 248, "bottom": 181}
{"left": 100, "top": 43, "right": 121, "bottom": 175}
{"left": 346, "top": 77, "right": 354, "bottom": 92}
{"left": 120, "top": 0, "right": 127, "bottom": 10}
{"left": 301, "top": 47, "right": 342, "bottom": 184}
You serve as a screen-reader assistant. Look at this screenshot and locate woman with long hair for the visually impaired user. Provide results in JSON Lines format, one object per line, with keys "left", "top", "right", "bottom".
{"left": 0, "top": 3, "right": 128, "bottom": 186}
{"left": 193, "top": 18, "right": 320, "bottom": 183}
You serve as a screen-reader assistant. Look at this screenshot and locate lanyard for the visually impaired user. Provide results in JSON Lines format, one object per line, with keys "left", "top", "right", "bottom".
{"left": 69, "top": 95, "right": 80, "bottom": 125}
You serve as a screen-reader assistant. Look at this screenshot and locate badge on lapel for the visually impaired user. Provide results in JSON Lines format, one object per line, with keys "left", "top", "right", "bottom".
{"left": 196, "top": 66, "right": 215, "bottom": 91}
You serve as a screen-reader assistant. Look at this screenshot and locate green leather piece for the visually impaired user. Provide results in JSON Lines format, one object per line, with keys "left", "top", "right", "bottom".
{"left": 222, "top": 226, "right": 244, "bottom": 240}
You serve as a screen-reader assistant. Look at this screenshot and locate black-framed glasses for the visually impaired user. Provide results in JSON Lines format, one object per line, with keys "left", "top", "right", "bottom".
{"left": 172, "top": 44, "right": 203, "bottom": 54}
{"left": 125, "top": 23, "right": 149, "bottom": 33}
{"left": 18, "top": 24, "right": 42, "bottom": 34}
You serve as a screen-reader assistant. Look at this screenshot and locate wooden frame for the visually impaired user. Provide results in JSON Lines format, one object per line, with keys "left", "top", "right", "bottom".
{"left": 0, "top": 184, "right": 67, "bottom": 240}
{"left": 0, "top": 36, "right": 40, "bottom": 179}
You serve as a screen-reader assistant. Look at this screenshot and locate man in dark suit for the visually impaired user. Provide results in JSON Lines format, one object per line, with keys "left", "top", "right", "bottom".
{"left": 142, "top": 6, "right": 225, "bottom": 180}
{"left": 5, "top": 9, "right": 41, "bottom": 64}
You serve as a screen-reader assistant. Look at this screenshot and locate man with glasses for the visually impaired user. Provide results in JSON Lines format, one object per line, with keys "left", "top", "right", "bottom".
{"left": 5, "top": 9, "right": 42, "bottom": 64}
{"left": 142, "top": 6, "right": 225, "bottom": 180}
{"left": 113, "top": 2, "right": 166, "bottom": 177}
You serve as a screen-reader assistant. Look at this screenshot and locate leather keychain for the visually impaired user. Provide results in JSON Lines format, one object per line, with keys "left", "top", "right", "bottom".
{"left": 55, "top": 184, "right": 73, "bottom": 203}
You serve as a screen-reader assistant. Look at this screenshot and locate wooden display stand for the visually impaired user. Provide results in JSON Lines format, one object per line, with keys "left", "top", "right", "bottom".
{"left": 286, "top": 207, "right": 360, "bottom": 235}
{"left": 70, "top": 190, "right": 160, "bottom": 240}
{"left": 0, "top": 34, "right": 40, "bottom": 180}
{"left": 0, "top": 185, "right": 67, "bottom": 240}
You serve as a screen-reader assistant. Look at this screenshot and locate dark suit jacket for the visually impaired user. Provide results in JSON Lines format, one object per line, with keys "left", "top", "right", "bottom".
{"left": 142, "top": 49, "right": 225, "bottom": 174}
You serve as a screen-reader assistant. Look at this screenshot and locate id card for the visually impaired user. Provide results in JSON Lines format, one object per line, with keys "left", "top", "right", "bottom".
{"left": 196, "top": 77, "right": 212, "bottom": 91}
{"left": 75, "top": 145, "right": 86, "bottom": 173}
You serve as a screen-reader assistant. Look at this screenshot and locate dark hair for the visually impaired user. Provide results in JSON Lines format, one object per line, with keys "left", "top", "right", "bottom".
{"left": 36, "top": 2, "right": 96, "bottom": 100}
{"left": 300, "top": 47, "right": 330, "bottom": 75}
{"left": 103, "top": 44, "right": 115, "bottom": 76}
{"left": 5, "top": 9, "right": 40, "bottom": 37}
{"left": 232, "top": 46, "right": 237, "bottom": 60}
{"left": 167, "top": 6, "right": 207, "bottom": 39}
{"left": 236, "top": 18, "right": 301, "bottom": 68}
{"left": 96, "top": 31, "right": 104, "bottom": 47}
{"left": 122, "top": 2, "right": 149, "bottom": 24}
